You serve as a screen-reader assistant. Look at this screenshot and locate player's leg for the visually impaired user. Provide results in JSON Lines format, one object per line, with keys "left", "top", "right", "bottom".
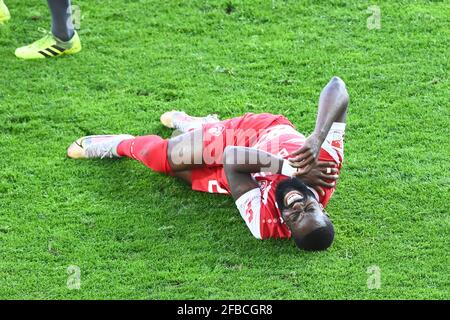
{"left": 116, "top": 131, "right": 205, "bottom": 173}
{"left": 157, "top": 112, "right": 295, "bottom": 171}
{"left": 67, "top": 113, "right": 252, "bottom": 174}
{"left": 67, "top": 130, "right": 204, "bottom": 173}
{"left": 171, "top": 170, "right": 192, "bottom": 184}
{"left": 15, "top": 0, "right": 81, "bottom": 59}
{"left": 0, "top": 0, "right": 11, "bottom": 24}
{"left": 48, "top": 0, "right": 74, "bottom": 42}
{"left": 112, "top": 133, "right": 225, "bottom": 192}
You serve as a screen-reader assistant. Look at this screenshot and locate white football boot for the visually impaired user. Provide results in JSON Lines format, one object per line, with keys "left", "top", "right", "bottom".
{"left": 67, "top": 135, "right": 134, "bottom": 159}
{"left": 160, "top": 110, "right": 219, "bottom": 133}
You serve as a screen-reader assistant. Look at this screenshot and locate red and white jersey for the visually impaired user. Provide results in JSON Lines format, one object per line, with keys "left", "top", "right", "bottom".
{"left": 190, "top": 113, "right": 346, "bottom": 240}
{"left": 235, "top": 123, "right": 346, "bottom": 239}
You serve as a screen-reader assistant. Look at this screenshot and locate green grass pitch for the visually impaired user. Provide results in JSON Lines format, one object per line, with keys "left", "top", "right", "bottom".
{"left": 0, "top": 0, "right": 449, "bottom": 299}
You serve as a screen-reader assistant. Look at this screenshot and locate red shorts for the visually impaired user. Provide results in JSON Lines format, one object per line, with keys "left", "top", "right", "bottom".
{"left": 191, "top": 113, "right": 294, "bottom": 194}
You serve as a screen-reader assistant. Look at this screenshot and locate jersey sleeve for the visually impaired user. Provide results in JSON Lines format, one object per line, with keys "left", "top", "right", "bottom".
{"left": 319, "top": 122, "right": 345, "bottom": 164}
{"left": 234, "top": 188, "right": 262, "bottom": 239}
{"left": 317, "top": 122, "right": 346, "bottom": 207}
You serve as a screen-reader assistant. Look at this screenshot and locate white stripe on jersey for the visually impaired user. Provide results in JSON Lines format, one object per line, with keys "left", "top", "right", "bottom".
{"left": 235, "top": 188, "right": 262, "bottom": 239}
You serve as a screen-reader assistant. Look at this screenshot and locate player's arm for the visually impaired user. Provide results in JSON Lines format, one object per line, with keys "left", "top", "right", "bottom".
{"left": 223, "top": 146, "right": 340, "bottom": 199}
{"left": 223, "top": 146, "right": 285, "bottom": 200}
{"left": 223, "top": 146, "right": 290, "bottom": 239}
{"left": 290, "top": 76, "right": 349, "bottom": 173}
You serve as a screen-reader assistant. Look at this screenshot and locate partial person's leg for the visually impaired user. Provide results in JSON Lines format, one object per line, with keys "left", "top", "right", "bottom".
{"left": 67, "top": 113, "right": 245, "bottom": 175}
{"left": 48, "top": 0, "right": 74, "bottom": 41}
{"left": 67, "top": 130, "right": 208, "bottom": 174}
{"left": 171, "top": 170, "right": 192, "bottom": 184}
{"left": 15, "top": 0, "right": 81, "bottom": 59}
{"left": 162, "top": 113, "right": 281, "bottom": 170}
{"left": 116, "top": 130, "right": 205, "bottom": 173}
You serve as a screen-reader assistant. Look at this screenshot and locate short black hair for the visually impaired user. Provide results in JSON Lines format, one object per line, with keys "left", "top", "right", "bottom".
{"left": 275, "top": 177, "right": 335, "bottom": 251}
{"left": 275, "top": 177, "right": 315, "bottom": 211}
{"left": 293, "top": 219, "right": 334, "bottom": 251}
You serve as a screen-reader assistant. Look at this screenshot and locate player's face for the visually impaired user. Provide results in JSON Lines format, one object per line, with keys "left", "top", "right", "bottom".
{"left": 281, "top": 190, "right": 329, "bottom": 237}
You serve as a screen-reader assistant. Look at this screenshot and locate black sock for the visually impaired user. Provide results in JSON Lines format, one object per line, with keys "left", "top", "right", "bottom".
{"left": 47, "top": 0, "right": 74, "bottom": 42}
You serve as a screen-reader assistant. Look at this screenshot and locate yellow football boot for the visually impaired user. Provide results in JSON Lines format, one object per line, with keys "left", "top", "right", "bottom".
{"left": 0, "top": 0, "right": 11, "bottom": 25}
{"left": 15, "top": 29, "right": 81, "bottom": 59}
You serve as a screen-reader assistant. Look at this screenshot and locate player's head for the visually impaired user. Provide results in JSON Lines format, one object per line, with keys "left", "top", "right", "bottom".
{"left": 275, "top": 177, "right": 334, "bottom": 251}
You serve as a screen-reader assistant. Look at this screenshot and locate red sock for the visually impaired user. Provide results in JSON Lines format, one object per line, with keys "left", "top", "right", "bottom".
{"left": 117, "top": 135, "right": 172, "bottom": 174}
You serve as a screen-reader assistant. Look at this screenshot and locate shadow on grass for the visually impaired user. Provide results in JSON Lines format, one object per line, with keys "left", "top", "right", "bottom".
{"left": 71, "top": 158, "right": 306, "bottom": 259}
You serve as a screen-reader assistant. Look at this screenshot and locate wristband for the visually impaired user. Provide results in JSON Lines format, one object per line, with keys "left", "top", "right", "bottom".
{"left": 281, "top": 160, "right": 297, "bottom": 177}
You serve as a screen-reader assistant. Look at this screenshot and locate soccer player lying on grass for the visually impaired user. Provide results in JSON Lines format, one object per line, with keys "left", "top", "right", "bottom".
{"left": 67, "top": 76, "right": 349, "bottom": 251}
